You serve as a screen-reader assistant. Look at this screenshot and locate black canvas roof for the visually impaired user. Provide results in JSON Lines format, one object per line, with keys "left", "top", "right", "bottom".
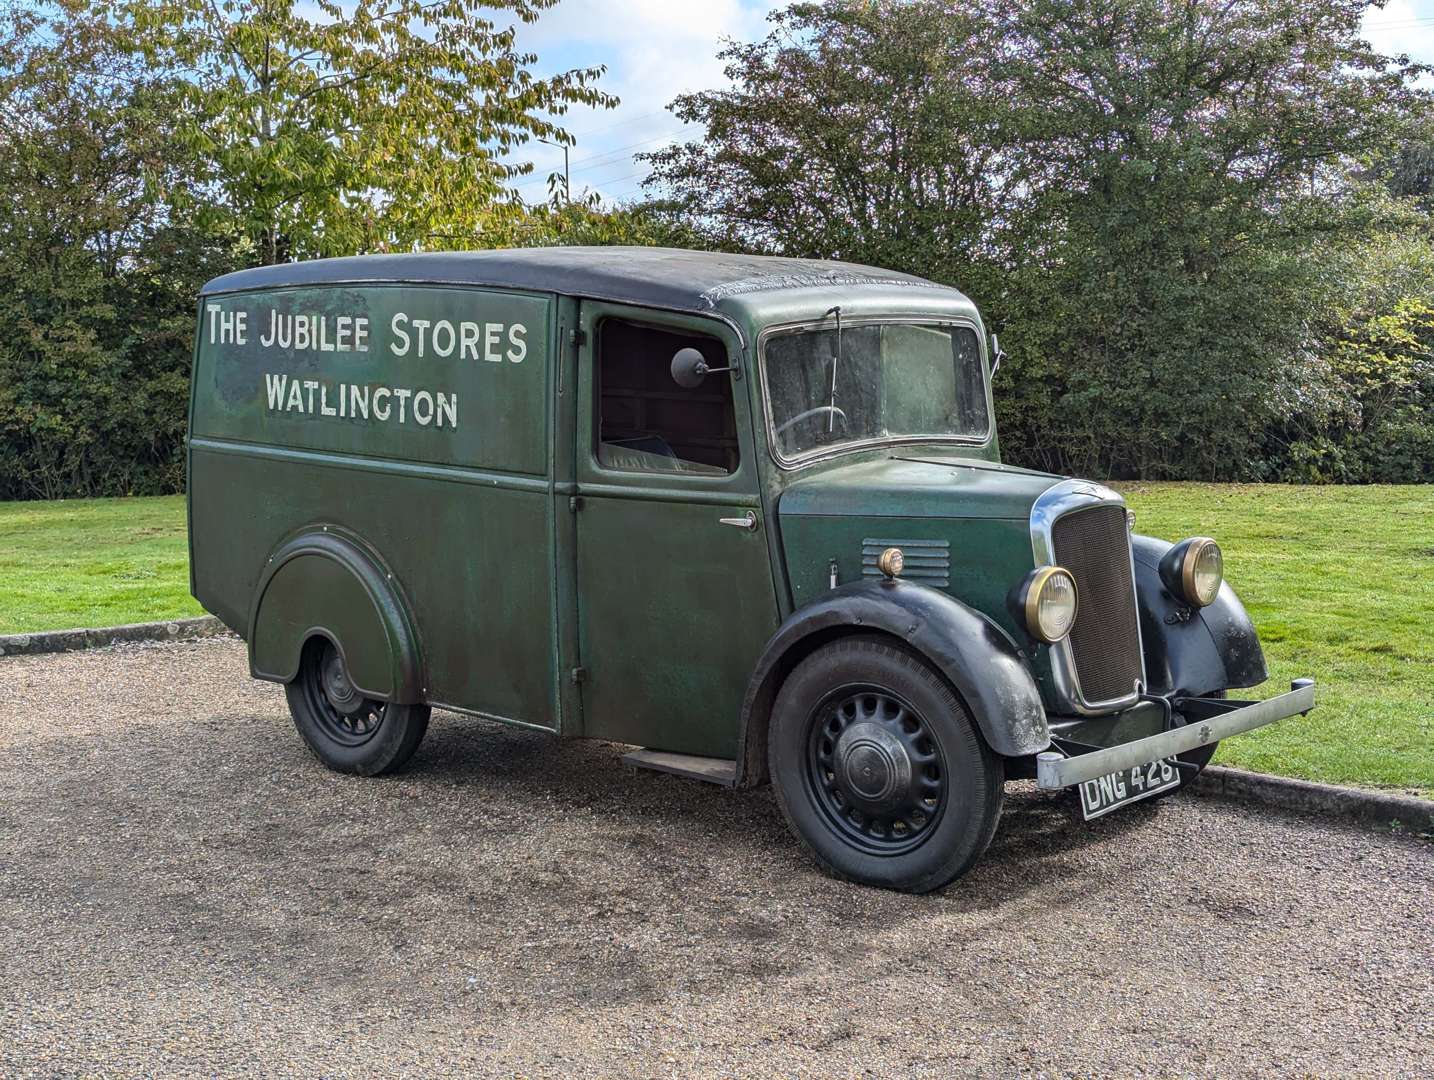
{"left": 199, "top": 246, "right": 961, "bottom": 312}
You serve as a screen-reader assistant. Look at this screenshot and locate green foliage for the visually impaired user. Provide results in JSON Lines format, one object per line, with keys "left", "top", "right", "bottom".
{"left": 0, "top": 2, "right": 238, "bottom": 499}
{"left": 128, "top": 0, "right": 615, "bottom": 261}
{"left": 0, "top": 0, "right": 614, "bottom": 499}
{"left": 647, "top": 0, "right": 1433, "bottom": 482}
{"left": 645, "top": 1, "right": 1007, "bottom": 292}
{"left": 498, "top": 198, "right": 711, "bottom": 250}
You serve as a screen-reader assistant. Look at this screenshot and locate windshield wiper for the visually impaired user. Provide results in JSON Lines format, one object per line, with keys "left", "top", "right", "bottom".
{"left": 826, "top": 305, "right": 842, "bottom": 432}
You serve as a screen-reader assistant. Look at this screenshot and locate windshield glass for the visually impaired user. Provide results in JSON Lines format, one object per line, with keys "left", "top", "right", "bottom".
{"left": 763, "top": 322, "right": 989, "bottom": 460}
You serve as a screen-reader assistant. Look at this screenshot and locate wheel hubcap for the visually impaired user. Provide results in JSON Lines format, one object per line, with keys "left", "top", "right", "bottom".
{"left": 807, "top": 686, "right": 947, "bottom": 855}
{"left": 837, "top": 723, "right": 909, "bottom": 805}
{"left": 307, "top": 642, "right": 383, "bottom": 746}
{"left": 322, "top": 650, "right": 366, "bottom": 717}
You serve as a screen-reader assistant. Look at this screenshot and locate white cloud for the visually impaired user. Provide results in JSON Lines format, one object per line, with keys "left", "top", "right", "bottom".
{"left": 512, "top": 0, "right": 783, "bottom": 203}
{"left": 1362, "top": 0, "right": 1434, "bottom": 56}
{"left": 507, "top": 1, "right": 1434, "bottom": 206}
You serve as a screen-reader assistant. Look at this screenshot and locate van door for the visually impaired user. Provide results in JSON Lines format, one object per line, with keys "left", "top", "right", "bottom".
{"left": 572, "top": 302, "right": 779, "bottom": 760}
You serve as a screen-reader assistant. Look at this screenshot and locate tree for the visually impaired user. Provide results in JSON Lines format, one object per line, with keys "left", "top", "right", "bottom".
{"left": 992, "top": 0, "right": 1428, "bottom": 478}
{"left": 129, "top": 0, "right": 617, "bottom": 262}
{"left": 646, "top": 0, "right": 1431, "bottom": 480}
{"left": 645, "top": 2, "right": 1010, "bottom": 291}
{"left": 0, "top": 1, "right": 229, "bottom": 499}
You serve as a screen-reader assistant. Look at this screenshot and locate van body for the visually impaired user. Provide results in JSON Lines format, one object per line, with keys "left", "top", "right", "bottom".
{"left": 189, "top": 247, "right": 1313, "bottom": 890}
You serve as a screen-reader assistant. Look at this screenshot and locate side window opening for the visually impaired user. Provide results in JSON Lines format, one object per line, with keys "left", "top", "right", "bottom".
{"left": 596, "top": 318, "right": 738, "bottom": 476}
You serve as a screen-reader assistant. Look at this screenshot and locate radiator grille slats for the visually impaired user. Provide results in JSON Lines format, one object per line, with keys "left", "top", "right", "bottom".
{"left": 1050, "top": 506, "right": 1143, "bottom": 705}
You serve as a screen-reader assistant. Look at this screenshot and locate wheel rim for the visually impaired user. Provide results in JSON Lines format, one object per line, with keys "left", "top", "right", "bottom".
{"left": 804, "top": 684, "right": 948, "bottom": 856}
{"left": 304, "top": 641, "right": 384, "bottom": 747}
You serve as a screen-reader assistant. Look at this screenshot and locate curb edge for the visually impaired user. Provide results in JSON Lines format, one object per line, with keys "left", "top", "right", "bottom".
{"left": 1194, "top": 765, "right": 1433, "bottom": 834}
{"left": 0, "top": 616, "right": 230, "bottom": 657}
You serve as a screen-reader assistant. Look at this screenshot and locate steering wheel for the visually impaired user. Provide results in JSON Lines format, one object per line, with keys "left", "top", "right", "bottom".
{"left": 776, "top": 405, "right": 849, "bottom": 437}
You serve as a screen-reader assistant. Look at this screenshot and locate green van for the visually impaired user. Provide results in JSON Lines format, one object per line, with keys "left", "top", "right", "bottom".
{"left": 189, "top": 247, "right": 1314, "bottom": 891}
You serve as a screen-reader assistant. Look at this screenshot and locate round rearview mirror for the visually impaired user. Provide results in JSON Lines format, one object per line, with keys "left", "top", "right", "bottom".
{"left": 671, "top": 347, "right": 709, "bottom": 389}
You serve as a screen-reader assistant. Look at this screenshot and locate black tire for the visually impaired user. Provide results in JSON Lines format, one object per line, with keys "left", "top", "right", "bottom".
{"left": 285, "top": 638, "right": 430, "bottom": 776}
{"left": 767, "top": 636, "right": 1004, "bottom": 893}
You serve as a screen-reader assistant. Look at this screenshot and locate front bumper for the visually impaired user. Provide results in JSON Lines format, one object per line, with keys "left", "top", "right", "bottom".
{"left": 1035, "top": 679, "right": 1315, "bottom": 791}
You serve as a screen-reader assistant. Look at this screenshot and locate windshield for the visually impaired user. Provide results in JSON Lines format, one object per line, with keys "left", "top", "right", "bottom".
{"left": 763, "top": 321, "right": 990, "bottom": 460}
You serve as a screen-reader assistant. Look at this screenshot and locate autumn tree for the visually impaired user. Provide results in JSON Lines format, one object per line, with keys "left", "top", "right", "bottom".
{"left": 647, "top": 0, "right": 1430, "bottom": 480}
{"left": 0, "top": 0, "right": 227, "bottom": 499}
{"left": 129, "top": 0, "right": 617, "bottom": 262}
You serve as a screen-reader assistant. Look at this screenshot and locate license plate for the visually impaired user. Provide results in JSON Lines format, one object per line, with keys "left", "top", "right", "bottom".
{"left": 1078, "top": 758, "right": 1180, "bottom": 820}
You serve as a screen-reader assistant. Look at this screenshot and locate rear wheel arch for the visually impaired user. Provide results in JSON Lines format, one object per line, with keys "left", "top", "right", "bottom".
{"left": 736, "top": 581, "right": 1049, "bottom": 788}
{"left": 248, "top": 527, "right": 425, "bottom": 704}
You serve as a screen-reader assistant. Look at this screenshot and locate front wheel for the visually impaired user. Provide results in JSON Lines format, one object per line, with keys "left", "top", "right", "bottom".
{"left": 285, "top": 638, "right": 430, "bottom": 776}
{"left": 768, "top": 636, "right": 1003, "bottom": 892}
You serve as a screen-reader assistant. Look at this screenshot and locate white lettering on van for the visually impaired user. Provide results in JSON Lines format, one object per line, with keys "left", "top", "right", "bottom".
{"left": 412, "top": 390, "right": 434, "bottom": 425}
{"left": 437, "top": 392, "right": 457, "bottom": 428}
{"left": 206, "top": 304, "right": 247, "bottom": 345}
{"left": 484, "top": 323, "right": 502, "bottom": 363}
{"left": 265, "top": 372, "right": 288, "bottom": 409}
{"left": 391, "top": 313, "right": 410, "bottom": 356}
{"left": 460, "top": 321, "right": 480, "bottom": 360}
{"left": 507, "top": 323, "right": 527, "bottom": 363}
{"left": 432, "top": 320, "right": 455, "bottom": 357}
{"left": 410, "top": 319, "right": 431, "bottom": 358}
{"left": 262, "top": 372, "right": 457, "bottom": 431}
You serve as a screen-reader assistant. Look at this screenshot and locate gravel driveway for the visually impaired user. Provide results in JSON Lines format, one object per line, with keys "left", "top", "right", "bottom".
{"left": 1, "top": 638, "right": 1430, "bottom": 1078}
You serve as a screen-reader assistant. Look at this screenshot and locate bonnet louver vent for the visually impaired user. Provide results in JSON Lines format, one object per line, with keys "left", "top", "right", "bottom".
{"left": 861, "top": 538, "right": 950, "bottom": 587}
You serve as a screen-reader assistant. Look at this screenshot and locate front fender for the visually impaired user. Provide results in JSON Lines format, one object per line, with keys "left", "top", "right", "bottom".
{"left": 736, "top": 580, "right": 1048, "bottom": 787}
{"left": 1132, "top": 534, "right": 1267, "bottom": 698}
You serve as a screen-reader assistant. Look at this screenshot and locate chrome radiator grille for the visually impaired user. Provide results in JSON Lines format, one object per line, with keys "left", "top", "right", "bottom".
{"left": 1050, "top": 504, "right": 1144, "bottom": 706}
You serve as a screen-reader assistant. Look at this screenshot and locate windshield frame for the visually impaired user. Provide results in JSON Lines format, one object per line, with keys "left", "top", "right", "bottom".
{"left": 756, "top": 314, "right": 994, "bottom": 469}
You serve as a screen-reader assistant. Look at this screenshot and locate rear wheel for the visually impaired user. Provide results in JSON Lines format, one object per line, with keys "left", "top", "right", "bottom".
{"left": 285, "top": 638, "right": 429, "bottom": 775}
{"left": 768, "top": 637, "right": 1003, "bottom": 892}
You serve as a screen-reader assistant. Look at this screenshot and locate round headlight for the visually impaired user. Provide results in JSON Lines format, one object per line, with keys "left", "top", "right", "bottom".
{"left": 1160, "top": 536, "right": 1223, "bottom": 607}
{"left": 1022, "top": 566, "right": 1078, "bottom": 643}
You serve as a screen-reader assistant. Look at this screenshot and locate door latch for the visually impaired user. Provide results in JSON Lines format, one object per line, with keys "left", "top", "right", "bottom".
{"left": 718, "top": 511, "right": 758, "bottom": 531}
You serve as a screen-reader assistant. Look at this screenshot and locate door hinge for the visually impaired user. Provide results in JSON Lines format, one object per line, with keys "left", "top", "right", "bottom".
{"left": 569, "top": 495, "right": 583, "bottom": 512}
{"left": 569, "top": 328, "right": 586, "bottom": 348}
{"left": 570, "top": 666, "right": 587, "bottom": 684}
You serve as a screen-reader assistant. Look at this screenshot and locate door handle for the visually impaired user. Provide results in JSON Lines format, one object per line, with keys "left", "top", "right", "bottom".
{"left": 718, "top": 511, "right": 759, "bottom": 531}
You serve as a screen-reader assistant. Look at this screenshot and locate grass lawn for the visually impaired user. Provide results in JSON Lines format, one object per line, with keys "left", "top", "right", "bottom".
{"left": 1, "top": 486, "right": 1429, "bottom": 795}
{"left": 1118, "top": 483, "right": 1432, "bottom": 797}
{"left": 0, "top": 495, "right": 202, "bottom": 634}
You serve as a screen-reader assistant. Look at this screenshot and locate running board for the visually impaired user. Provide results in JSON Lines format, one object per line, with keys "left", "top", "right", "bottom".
{"left": 622, "top": 749, "right": 737, "bottom": 787}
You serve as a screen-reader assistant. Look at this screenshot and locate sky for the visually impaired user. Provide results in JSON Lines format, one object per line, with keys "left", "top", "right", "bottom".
{"left": 509, "top": 0, "right": 1434, "bottom": 209}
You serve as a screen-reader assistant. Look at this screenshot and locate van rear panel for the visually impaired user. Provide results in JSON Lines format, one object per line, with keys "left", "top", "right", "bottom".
{"left": 189, "top": 283, "right": 557, "bottom": 729}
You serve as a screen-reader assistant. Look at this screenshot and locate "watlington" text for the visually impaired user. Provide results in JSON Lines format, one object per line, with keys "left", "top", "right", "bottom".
{"left": 264, "top": 374, "right": 458, "bottom": 428}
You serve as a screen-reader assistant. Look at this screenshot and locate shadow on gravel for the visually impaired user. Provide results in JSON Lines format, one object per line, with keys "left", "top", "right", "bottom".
{"left": 1, "top": 704, "right": 1187, "bottom": 1013}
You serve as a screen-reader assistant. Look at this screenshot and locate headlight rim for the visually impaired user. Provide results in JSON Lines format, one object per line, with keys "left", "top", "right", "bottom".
{"left": 1181, "top": 536, "right": 1223, "bottom": 607}
{"left": 1022, "top": 565, "right": 1079, "bottom": 644}
{"left": 1160, "top": 535, "right": 1224, "bottom": 608}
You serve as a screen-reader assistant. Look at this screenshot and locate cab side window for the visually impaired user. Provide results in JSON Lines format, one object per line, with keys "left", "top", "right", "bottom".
{"left": 596, "top": 318, "right": 738, "bottom": 476}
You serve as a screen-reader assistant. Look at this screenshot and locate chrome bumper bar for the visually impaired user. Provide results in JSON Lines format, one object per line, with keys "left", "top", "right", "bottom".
{"left": 1035, "top": 680, "right": 1316, "bottom": 791}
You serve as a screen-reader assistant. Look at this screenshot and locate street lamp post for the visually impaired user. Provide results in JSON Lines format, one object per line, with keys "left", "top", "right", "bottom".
{"left": 538, "top": 138, "right": 570, "bottom": 203}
